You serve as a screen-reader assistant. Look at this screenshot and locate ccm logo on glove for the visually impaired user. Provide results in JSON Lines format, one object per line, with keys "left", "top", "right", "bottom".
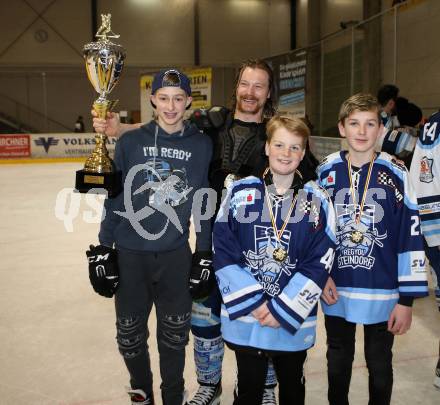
{"left": 86, "top": 244, "right": 119, "bottom": 298}
{"left": 189, "top": 251, "right": 215, "bottom": 300}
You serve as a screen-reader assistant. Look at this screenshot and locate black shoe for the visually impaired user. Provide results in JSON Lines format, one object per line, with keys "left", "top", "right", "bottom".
{"left": 187, "top": 382, "right": 221, "bottom": 405}
{"left": 127, "top": 387, "right": 155, "bottom": 405}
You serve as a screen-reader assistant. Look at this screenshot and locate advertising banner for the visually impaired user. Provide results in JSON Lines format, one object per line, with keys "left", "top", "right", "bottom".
{"left": 140, "top": 67, "right": 212, "bottom": 123}
{"left": 30, "top": 134, "right": 116, "bottom": 158}
{"left": 265, "top": 50, "right": 307, "bottom": 118}
{"left": 140, "top": 74, "right": 155, "bottom": 124}
{"left": 0, "top": 135, "right": 30, "bottom": 157}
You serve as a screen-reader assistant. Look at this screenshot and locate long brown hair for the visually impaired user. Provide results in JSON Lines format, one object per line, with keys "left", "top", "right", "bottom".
{"left": 231, "top": 59, "right": 277, "bottom": 119}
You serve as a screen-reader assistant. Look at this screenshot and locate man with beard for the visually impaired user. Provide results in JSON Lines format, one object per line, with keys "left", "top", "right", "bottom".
{"left": 93, "top": 59, "right": 318, "bottom": 405}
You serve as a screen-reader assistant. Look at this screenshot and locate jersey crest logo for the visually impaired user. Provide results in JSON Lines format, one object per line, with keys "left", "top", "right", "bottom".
{"left": 243, "top": 225, "right": 296, "bottom": 297}
{"left": 336, "top": 204, "right": 387, "bottom": 270}
{"left": 419, "top": 156, "right": 434, "bottom": 183}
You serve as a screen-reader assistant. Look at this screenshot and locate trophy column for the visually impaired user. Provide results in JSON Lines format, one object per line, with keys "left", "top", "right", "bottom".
{"left": 75, "top": 14, "right": 125, "bottom": 198}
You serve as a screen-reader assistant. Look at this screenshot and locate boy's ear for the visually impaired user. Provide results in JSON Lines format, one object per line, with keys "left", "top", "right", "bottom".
{"left": 186, "top": 96, "right": 193, "bottom": 108}
{"left": 265, "top": 142, "right": 269, "bottom": 156}
{"left": 338, "top": 121, "right": 346, "bottom": 138}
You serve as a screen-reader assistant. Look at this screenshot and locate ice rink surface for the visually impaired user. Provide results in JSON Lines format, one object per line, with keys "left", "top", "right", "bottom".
{"left": 0, "top": 162, "right": 439, "bottom": 404}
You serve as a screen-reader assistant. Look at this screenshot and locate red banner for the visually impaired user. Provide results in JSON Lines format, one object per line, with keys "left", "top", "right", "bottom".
{"left": 0, "top": 134, "right": 30, "bottom": 157}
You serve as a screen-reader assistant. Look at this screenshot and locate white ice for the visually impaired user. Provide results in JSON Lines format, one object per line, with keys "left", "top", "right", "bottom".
{"left": 0, "top": 162, "right": 439, "bottom": 404}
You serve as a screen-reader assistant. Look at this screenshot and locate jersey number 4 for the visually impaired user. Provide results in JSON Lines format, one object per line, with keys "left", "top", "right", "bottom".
{"left": 320, "top": 248, "right": 335, "bottom": 272}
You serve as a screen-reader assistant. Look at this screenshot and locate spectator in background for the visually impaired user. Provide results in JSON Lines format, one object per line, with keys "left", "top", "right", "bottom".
{"left": 376, "top": 84, "right": 418, "bottom": 159}
{"left": 377, "top": 84, "right": 399, "bottom": 119}
{"left": 394, "top": 97, "right": 423, "bottom": 168}
{"left": 119, "top": 110, "right": 128, "bottom": 124}
{"left": 74, "top": 115, "right": 85, "bottom": 133}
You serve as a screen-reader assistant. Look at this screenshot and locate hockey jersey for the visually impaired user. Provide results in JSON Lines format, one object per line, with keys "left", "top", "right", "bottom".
{"left": 377, "top": 111, "right": 417, "bottom": 157}
{"left": 410, "top": 111, "right": 440, "bottom": 247}
{"left": 213, "top": 176, "right": 336, "bottom": 352}
{"left": 317, "top": 151, "right": 429, "bottom": 324}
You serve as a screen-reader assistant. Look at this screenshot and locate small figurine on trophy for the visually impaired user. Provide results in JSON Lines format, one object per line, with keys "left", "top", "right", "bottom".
{"left": 75, "top": 13, "right": 125, "bottom": 197}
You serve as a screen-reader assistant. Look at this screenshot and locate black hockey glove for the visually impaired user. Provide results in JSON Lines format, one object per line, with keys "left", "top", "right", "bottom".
{"left": 86, "top": 244, "right": 119, "bottom": 298}
{"left": 189, "top": 251, "right": 215, "bottom": 300}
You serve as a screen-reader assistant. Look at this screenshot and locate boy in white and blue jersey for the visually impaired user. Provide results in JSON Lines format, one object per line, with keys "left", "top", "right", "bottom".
{"left": 317, "top": 93, "right": 429, "bottom": 405}
{"left": 213, "top": 116, "right": 336, "bottom": 405}
{"left": 409, "top": 111, "right": 440, "bottom": 389}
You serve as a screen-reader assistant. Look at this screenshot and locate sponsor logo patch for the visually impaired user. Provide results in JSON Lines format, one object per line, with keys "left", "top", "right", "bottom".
{"left": 231, "top": 189, "right": 256, "bottom": 216}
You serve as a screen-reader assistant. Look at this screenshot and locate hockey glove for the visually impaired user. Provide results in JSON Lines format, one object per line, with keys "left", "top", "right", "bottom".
{"left": 86, "top": 244, "right": 119, "bottom": 298}
{"left": 189, "top": 251, "right": 215, "bottom": 300}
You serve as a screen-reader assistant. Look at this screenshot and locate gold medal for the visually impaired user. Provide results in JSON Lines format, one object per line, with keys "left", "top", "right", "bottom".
{"left": 273, "top": 247, "right": 288, "bottom": 262}
{"left": 350, "top": 230, "right": 364, "bottom": 244}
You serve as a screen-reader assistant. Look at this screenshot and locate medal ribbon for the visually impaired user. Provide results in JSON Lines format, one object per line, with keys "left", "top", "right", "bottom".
{"left": 263, "top": 169, "right": 298, "bottom": 246}
{"left": 347, "top": 153, "right": 375, "bottom": 224}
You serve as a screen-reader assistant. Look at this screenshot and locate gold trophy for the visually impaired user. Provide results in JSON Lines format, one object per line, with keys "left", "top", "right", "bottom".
{"left": 75, "top": 14, "right": 125, "bottom": 197}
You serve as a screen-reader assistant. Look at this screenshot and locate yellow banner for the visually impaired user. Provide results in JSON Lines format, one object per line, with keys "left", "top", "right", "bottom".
{"left": 140, "top": 68, "right": 212, "bottom": 122}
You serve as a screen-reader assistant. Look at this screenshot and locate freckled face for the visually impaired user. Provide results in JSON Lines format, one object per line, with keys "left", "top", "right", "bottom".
{"left": 265, "top": 127, "right": 305, "bottom": 177}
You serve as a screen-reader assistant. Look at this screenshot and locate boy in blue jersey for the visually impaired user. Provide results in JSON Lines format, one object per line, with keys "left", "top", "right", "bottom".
{"left": 317, "top": 93, "right": 429, "bottom": 405}
{"left": 213, "top": 116, "right": 336, "bottom": 405}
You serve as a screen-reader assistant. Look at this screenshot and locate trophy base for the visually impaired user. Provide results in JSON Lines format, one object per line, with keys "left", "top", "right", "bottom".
{"left": 75, "top": 169, "right": 122, "bottom": 198}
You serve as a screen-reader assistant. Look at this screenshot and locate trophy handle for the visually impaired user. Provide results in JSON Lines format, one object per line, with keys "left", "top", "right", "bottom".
{"left": 93, "top": 98, "right": 119, "bottom": 120}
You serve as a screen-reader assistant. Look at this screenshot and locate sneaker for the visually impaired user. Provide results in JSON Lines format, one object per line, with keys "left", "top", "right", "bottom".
{"left": 127, "top": 387, "right": 154, "bottom": 405}
{"left": 434, "top": 358, "right": 440, "bottom": 390}
{"left": 186, "top": 382, "right": 221, "bottom": 405}
{"left": 261, "top": 386, "right": 277, "bottom": 405}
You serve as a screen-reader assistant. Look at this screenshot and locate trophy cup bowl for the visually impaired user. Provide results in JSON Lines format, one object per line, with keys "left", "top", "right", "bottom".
{"left": 75, "top": 14, "right": 125, "bottom": 197}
